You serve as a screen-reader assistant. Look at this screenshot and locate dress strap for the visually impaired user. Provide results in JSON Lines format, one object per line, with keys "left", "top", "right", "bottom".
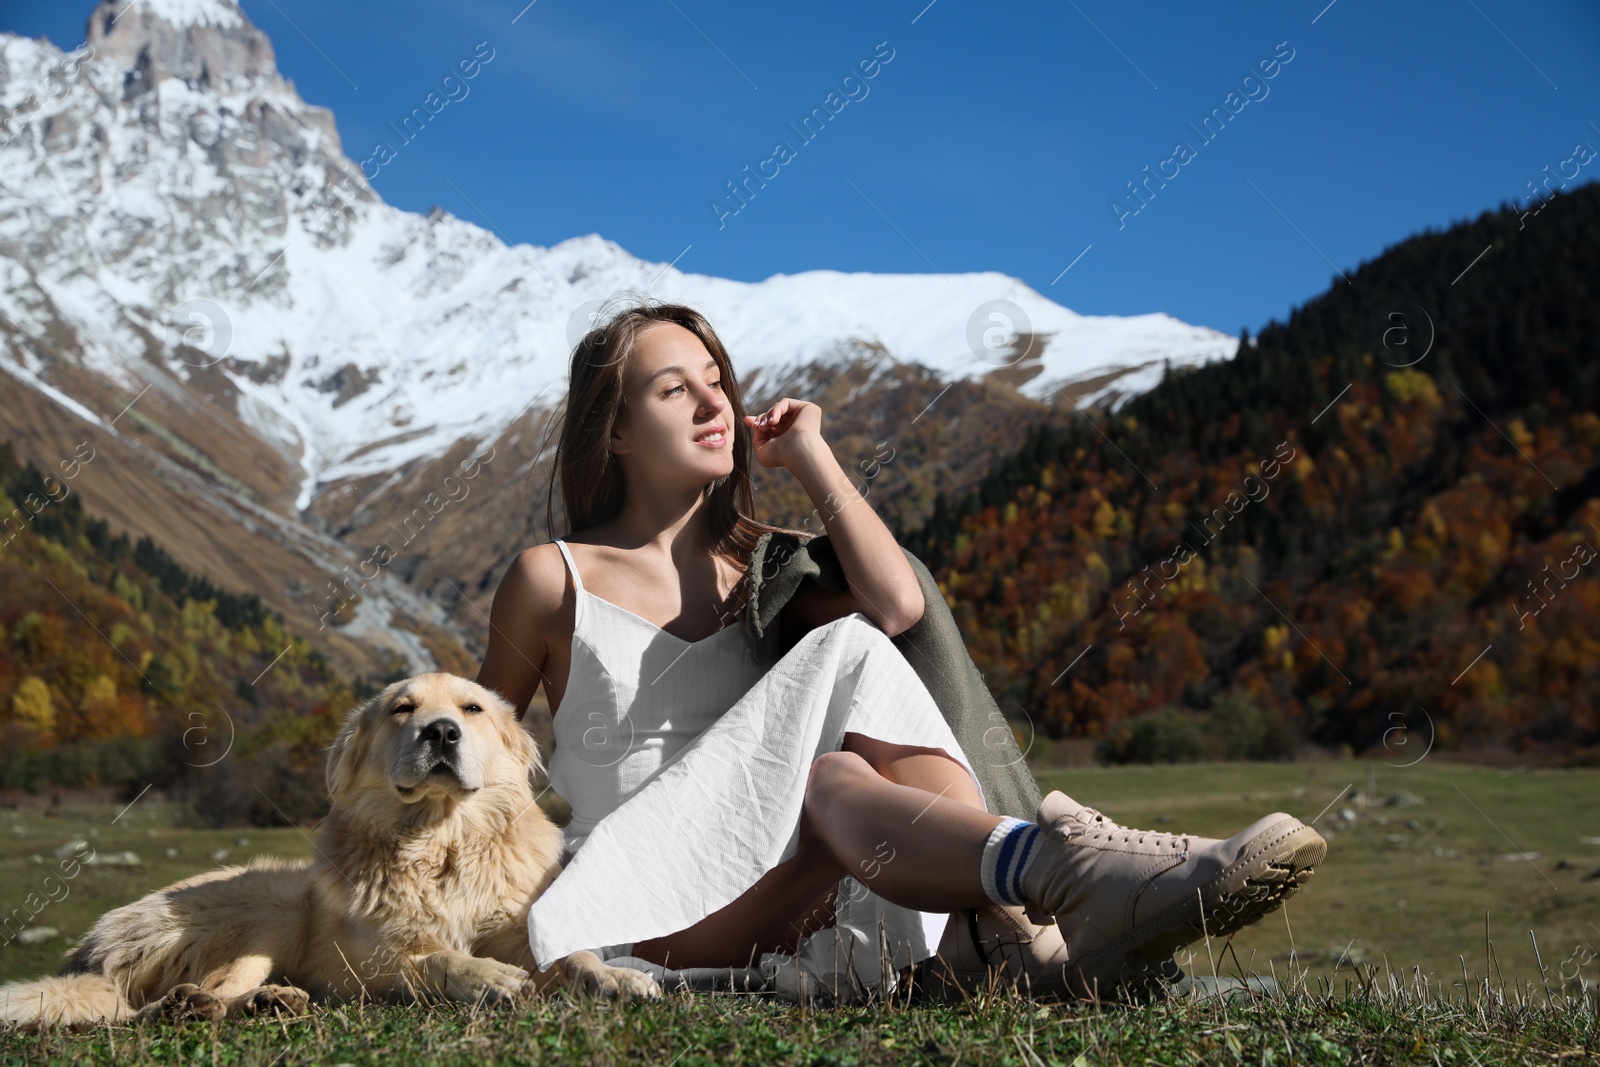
{"left": 552, "top": 538, "right": 586, "bottom": 595}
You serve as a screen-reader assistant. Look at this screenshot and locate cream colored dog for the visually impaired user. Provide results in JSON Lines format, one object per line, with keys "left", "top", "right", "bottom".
{"left": 0, "top": 673, "right": 660, "bottom": 1028}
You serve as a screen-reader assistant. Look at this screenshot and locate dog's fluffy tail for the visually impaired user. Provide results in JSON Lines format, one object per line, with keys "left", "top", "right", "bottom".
{"left": 0, "top": 974, "right": 131, "bottom": 1029}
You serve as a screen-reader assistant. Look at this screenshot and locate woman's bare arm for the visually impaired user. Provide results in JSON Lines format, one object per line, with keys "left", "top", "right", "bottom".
{"left": 745, "top": 399, "right": 924, "bottom": 636}
{"left": 475, "top": 545, "right": 559, "bottom": 718}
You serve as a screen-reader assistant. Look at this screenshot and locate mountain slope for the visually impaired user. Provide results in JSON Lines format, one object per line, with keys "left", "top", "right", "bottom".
{"left": 0, "top": 440, "right": 358, "bottom": 821}
{"left": 906, "top": 180, "right": 1600, "bottom": 760}
{"left": 0, "top": 0, "right": 1237, "bottom": 670}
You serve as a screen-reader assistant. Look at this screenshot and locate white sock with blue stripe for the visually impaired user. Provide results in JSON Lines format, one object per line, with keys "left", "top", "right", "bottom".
{"left": 979, "top": 816, "right": 1042, "bottom": 907}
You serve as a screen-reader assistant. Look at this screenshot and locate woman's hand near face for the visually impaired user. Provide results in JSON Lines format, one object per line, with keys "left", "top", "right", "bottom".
{"left": 746, "top": 397, "right": 925, "bottom": 636}
{"left": 743, "top": 398, "right": 823, "bottom": 470}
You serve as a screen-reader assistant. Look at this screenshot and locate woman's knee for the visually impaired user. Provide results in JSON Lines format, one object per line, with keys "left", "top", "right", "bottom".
{"left": 804, "top": 750, "right": 874, "bottom": 818}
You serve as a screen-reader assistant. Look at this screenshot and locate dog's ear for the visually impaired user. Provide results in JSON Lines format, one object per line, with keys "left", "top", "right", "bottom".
{"left": 326, "top": 688, "right": 389, "bottom": 800}
{"left": 477, "top": 683, "right": 541, "bottom": 778}
{"left": 511, "top": 713, "right": 542, "bottom": 779}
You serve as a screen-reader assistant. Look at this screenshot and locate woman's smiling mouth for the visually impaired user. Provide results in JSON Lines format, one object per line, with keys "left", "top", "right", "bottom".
{"left": 693, "top": 426, "right": 727, "bottom": 448}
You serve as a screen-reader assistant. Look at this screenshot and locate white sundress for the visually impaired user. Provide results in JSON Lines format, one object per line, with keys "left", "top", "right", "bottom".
{"left": 525, "top": 537, "right": 987, "bottom": 1001}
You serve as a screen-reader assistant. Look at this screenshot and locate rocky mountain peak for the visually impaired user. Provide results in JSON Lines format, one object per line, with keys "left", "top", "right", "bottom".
{"left": 84, "top": 0, "right": 280, "bottom": 94}
{"left": 2, "top": 0, "right": 1236, "bottom": 520}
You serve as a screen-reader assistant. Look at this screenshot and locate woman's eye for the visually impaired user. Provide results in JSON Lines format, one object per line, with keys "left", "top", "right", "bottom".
{"left": 664, "top": 381, "right": 719, "bottom": 397}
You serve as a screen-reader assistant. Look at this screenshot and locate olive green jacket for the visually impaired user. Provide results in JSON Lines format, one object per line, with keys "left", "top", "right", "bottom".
{"left": 743, "top": 530, "right": 1042, "bottom": 822}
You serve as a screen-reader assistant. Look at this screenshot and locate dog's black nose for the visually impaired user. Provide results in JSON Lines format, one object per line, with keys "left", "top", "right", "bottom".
{"left": 420, "top": 719, "right": 461, "bottom": 749}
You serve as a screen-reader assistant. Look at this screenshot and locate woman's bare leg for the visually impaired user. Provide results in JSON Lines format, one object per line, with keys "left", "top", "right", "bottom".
{"left": 840, "top": 730, "right": 989, "bottom": 803}
{"left": 809, "top": 734, "right": 1003, "bottom": 913}
{"left": 629, "top": 733, "right": 1005, "bottom": 967}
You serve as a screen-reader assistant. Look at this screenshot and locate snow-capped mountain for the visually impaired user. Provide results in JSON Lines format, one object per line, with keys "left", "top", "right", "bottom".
{"left": 1, "top": 0, "right": 1234, "bottom": 507}
{"left": 0, "top": 0, "right": 1236, "bottom": 674}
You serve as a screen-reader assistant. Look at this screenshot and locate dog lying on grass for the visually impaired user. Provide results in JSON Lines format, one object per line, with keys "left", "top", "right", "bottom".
{"left": 0, "top": 673, "right": 661, "bottom": 1028}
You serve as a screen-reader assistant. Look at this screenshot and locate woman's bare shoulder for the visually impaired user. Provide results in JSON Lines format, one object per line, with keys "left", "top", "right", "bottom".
{"left": 492, "top": 542, "right": 571, "bottom": 629}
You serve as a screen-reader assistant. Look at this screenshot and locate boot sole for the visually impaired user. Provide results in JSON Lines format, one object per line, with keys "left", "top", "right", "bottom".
{"left": 1064, "top": 815, "right": 1326, "bottom": 998}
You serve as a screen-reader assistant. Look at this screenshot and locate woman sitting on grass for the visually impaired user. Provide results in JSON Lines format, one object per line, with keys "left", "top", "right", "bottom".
{"left": 476, "top": 297, "right": 1327, "bottom": 998}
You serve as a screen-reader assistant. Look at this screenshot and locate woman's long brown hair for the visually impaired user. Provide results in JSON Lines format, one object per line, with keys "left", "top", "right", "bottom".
{"left": 539, "top": 293, "right": 810, "bottom": 568}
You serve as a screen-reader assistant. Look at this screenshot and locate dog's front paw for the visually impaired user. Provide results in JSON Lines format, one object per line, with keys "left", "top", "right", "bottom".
{"left": 611, "top": 966, "right": 663, "bottom": 1000}
{"left": 134, "top": 983, "right": 226, "bottom": 1024}
{"left": 234, "top": 984, "right": 311, "bottom": 1018}
{"left": 576, "top": 964, "right": 663, "bottom": 1001}
{"left": 461, "top": 959, "right": 532, "bottom": 1006}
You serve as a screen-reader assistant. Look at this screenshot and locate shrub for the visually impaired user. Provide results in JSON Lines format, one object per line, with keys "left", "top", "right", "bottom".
{"left": 1097, "top": 707, "right": 1205, "bottom": 764}
{"left": 1207, "top": 692, "right": 1296, "bottom": 760}
{"left": 1097, "top": 693, "right": 1296, "bottom": 764}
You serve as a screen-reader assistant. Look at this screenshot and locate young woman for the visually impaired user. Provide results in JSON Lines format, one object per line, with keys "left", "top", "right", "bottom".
{"left": 477, "top": 300, "right": 1325, "bottom": 998}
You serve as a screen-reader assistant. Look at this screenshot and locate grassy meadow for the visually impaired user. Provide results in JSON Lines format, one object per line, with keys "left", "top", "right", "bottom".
{"left": 0, "top": 759, "right": 1594, "bottom": 1064}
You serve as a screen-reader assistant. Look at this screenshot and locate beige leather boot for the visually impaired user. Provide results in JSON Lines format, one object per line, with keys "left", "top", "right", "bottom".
{"left": 1020, "top": 791, "right": 1326, "bottom": 999}
{"left": 918, "top": 901, "right": 1076, "bottom": 1002}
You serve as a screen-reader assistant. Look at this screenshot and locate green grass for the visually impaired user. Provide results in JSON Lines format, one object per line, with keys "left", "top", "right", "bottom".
{"left": 0, "top": 759, "right": 1596, "bottom": 1064}
{"left": 1033, "top": 759, "right": 1600, "bottom": 995}
{"left": 0, "top": 795, "right": 313, "bottom": 985}
{"left": 0, "top": 974, "right": 1592, "bottom": 1065}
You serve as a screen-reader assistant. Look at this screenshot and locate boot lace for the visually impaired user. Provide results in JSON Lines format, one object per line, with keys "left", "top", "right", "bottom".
{"left": 1073, "top": 806, "right": 1186, "bottom": 849}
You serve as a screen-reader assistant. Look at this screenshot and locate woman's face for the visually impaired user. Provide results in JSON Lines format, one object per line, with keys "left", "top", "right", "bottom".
{"left": 610, "top": 321, "right": 736, "bottom": 486}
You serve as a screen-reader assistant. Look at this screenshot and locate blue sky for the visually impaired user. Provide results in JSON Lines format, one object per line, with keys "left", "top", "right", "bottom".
{"left": 8, "top": 0, "right": 1600, "bottom": 337}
